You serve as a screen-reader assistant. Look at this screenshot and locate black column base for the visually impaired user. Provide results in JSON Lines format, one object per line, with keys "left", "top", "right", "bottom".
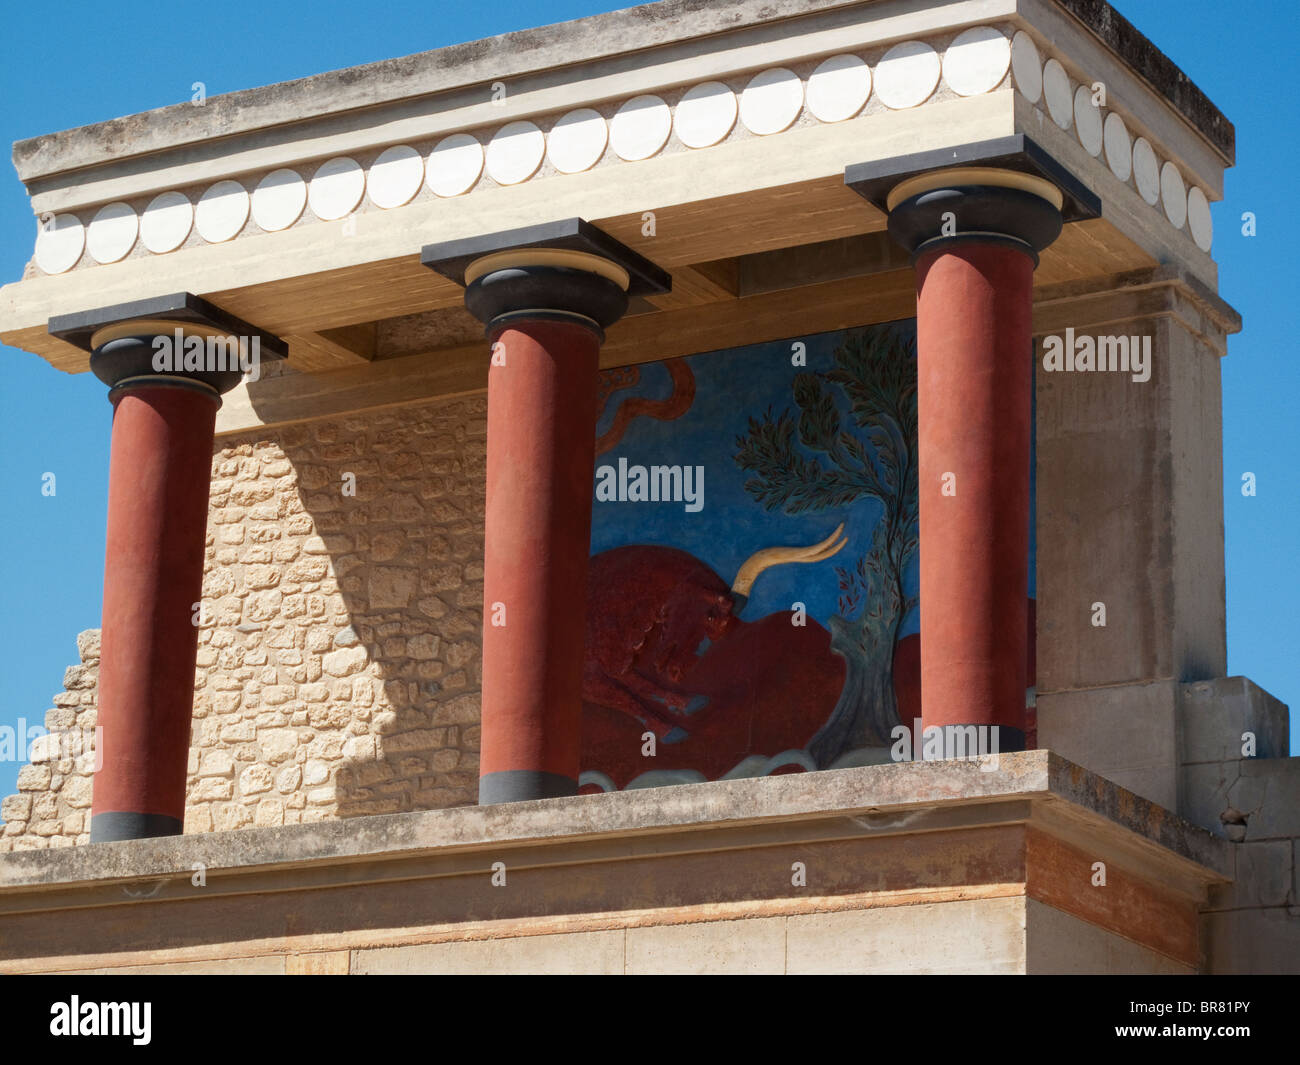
{"left": 478, "top": 770, "right": 578, "bottom": 805}
{"left": 89, "top": 811, "right": 184, "bottom": 843}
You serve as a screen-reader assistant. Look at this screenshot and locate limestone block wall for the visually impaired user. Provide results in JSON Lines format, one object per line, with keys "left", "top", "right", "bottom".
{"left": 0, "top": 632, "right": 100, "bottom": 851}
{"left": 0, "top": 393, "right": 487, "bottom": 848}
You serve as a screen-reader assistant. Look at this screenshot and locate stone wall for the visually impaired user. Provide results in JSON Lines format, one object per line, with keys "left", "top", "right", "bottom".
{"left": 0, "top": 393, "right": 488, "bottom": 848}
{"left": 0, "top": 632, "right": 100, "bottom": 851}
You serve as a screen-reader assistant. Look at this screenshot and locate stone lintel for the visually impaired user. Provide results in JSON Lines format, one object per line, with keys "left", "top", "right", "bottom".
{"left": 205, "top": 259, "right": 1243, "bottom": 438}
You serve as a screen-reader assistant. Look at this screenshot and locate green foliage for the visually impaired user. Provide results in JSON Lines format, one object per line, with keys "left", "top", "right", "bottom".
{"left": 734, "top": 323, "right": 919, "bottom": 625}
{"left": 734, "top": 323, "right": 921, "bottom": 759}
{"left": 735, "top": 409, "right": 882, "bottom": 513}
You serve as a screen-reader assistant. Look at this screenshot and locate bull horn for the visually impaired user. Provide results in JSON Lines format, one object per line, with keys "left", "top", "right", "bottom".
{"left": 731, "top": 523, "right": 848, "bottom": 598}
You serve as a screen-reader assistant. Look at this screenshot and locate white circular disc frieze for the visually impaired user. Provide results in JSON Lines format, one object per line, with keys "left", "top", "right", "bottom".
{"left": 1073, "top": 85, "right": 1103, "bottom": 156}
{"left": 34, "top": 214, "right": 84, "bottom": 274}
{"left": 610, "top": 95, "right": 672, "bottom": 160}
{"left": 87, "top": 202, "right": 138, "bottom": 264}
{"left": 427, "top": 134, "right": 484, "bottom": 196}
{"left": 252, "top": 168, "right": 307, "bottom": 231}
{"left": 1132, "top": 137, "right": 1160, "bottom": 205}
{"left": 368, "top": 145, "right": 424, "bottom": 208}
{"left": 675, "top": 82, "right": 737, "bottom": 148}
{"left": 739, "top": 67, "right": 804, "bottom": 135}
{"left": 547, "top": 109, "right": 608, "bottom": 173}
{"left": 1043, "top": 59, "right": 1073, "bottom": 129}
{"left": 943, "top": 26, "right": 1010, "bottom": 96}
{"left": 875, "top": 41, "right": 941, "bottom": 109}
{"left": 806, "top": 54, "right": 871, "bottom": 122}
{"left": 1010, "top": 31, "right": 1042, "bottom": 103}
{"left": 140, "top": 191, "right": 193, "bottom": 253}
{"left": 1160, "top": 161, "right": 1187, "bottom": 229}
{"left": 309, "top": 157, "right": 365, "bottom": 220}
{"left": 486, "top": 121, "right": 545, "bottom": 185}
{"left": 195, "top": 180, "right": 249, "bottom": 243}
{"left": 1103, "top": 112, "right": 1132, "bottom": 183}
{"left": 1187, "top": 186, "right": 1213, "bottom": 251}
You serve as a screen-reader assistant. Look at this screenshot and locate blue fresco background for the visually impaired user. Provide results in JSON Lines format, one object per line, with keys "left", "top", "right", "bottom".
{"left": 591, "top": 323, "right": 1038, "bottom": 636}
{"left": 593, "top": 329, "right": 909, "bottom": 631}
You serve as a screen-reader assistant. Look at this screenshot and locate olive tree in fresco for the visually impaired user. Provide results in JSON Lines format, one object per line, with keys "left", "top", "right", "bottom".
{"left": 734, "top": 322, "right": 918, "bottom": 766}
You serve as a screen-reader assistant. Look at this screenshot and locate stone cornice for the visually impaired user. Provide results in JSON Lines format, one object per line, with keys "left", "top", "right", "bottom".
{"left": 14, "top": 0, "right": 875, "bottom": 183}
{"left": 10, "top": 0, "right": 1232, "bottom": 186}
{"left": 1053, "top": 0, "right": 1233, "bottom": 161}
{"left": 16, "top": 18, "right": 1221, "bottom": 284}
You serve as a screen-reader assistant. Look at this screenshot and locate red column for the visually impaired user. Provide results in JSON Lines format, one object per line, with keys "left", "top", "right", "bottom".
{"left": 478, "top": 320, "right": 600, "bottom": 803}
{"left": 915, "top": 243, "right": 1034, "bottom": 746}
{"left": 91, "top": 383, "right": 218, "bottom": 841}
{"left": 421, "top": 222, "right": 668, "bottom": 802}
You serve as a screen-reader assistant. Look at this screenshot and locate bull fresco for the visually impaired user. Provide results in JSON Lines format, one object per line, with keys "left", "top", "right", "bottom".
{"left": 580, "top": 320, "right": 1035, "bottom": 792}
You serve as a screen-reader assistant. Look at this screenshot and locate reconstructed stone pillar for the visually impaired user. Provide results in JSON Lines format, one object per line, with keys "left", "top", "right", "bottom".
{"left": 871, "top": 163, "right": 1068, "bottom": 751}
{"left": 50, "top": 297, "right": 283, "bottom": 841}
{"left": 423, "top": 221, "right": 670, "bottom": 804}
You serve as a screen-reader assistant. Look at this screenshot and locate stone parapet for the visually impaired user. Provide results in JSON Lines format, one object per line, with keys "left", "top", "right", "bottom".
{"left": 0, "top": 751, "right": 1230, "bottom": 974}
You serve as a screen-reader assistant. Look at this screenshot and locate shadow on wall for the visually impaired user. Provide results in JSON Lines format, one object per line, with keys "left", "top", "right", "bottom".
{"left": 190, "top": 394, "right": 486, "bottom": 830}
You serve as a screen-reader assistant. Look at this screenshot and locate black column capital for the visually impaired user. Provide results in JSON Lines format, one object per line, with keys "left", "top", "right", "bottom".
{"left": 887, "top": 181, "right": 1064, "bottom": 263}
{"left": 49, "top": 292, "right": 287, "bottom": 398}
{"left": 845, "top": 134, "right": 1099, "bottom": 262}
{"left": 422, "top": 217, "right": 671, "bottom": 338}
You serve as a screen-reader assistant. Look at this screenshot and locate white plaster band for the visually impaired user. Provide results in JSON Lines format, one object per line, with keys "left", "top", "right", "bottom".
{"left": 886, "top": 167, "right": 1064, "bottom": 212}
{"left": 464, "top": 248, "right": 631, "bottom": 291}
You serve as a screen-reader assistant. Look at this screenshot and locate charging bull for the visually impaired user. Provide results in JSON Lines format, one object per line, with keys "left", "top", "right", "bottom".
{"left": 582, "top": 524, "right": 847, "bottom": 741}
{"left": 581, "top": 523, "right": 1038, "bottom": 789}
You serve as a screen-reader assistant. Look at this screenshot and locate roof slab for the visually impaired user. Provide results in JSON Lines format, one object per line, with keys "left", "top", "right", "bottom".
{"left": 0, "top": 0, "right": 1237, "bottom": 402}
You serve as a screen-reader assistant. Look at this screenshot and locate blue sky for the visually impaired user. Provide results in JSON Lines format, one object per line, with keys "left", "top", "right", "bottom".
{"left": 0, "top": 0, "right": 1295, "bottom": 808}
